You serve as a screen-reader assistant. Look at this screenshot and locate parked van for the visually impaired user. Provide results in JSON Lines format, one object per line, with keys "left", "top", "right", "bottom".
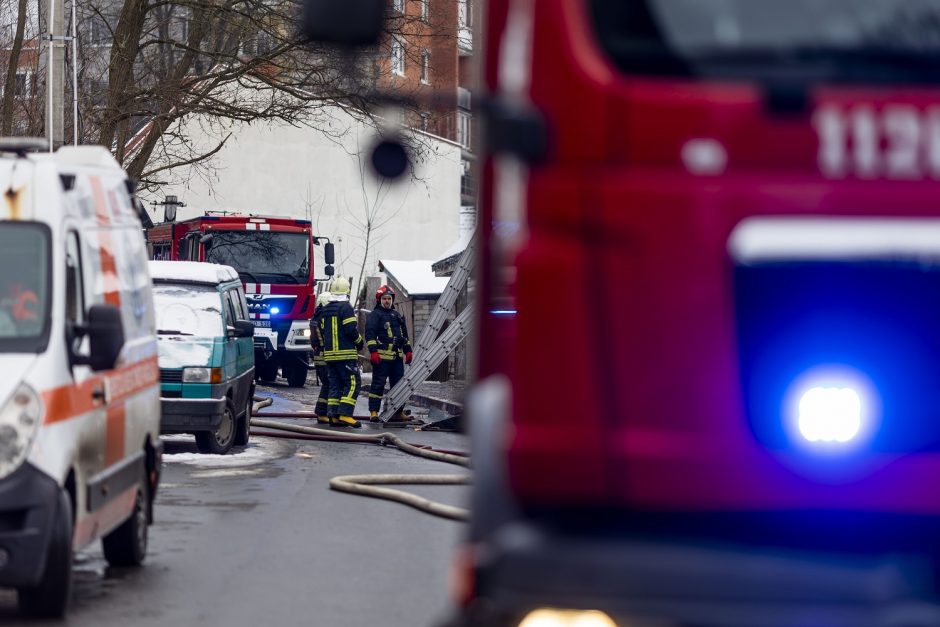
{"left": 149, "top": 260, "right": 255, "bottom": 454}
{"left": 0, "top": 139, "right": 161, "bottom": 617}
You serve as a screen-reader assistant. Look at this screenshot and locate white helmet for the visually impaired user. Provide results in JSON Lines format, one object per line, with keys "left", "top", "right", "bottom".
{"left": 330, "top": 277, "right": 350, "bottom": 295}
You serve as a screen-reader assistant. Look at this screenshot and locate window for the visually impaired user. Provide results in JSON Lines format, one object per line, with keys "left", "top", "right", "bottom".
{"left": 420, "top": 49, "right": 430, "bottom": 83}
{"left": 0, "top": 222, "right": 52, "bottom": 351}
{"left": 391, "top": 37, "right": 405, "bottom": 76}
{"left": 420, "top": 111, "right": 430, "bottom": 133}
{"left": 224, "top": 290, "right": 240, "bottom": 328}
{"left": 458, "top": 110, "right": 471, "bottom": 148}
{"left": 392, "top": 0, "right": 404, "bottom": 14}
{"left": 65, "top": 232, "right": 85, "bottom": 354}
{"left": 420, "top": 0, "right": 429, "bottom": 21}
{"left": 90, "top": 14, "right": 112, "bottom": 46}
{"left": 13, "top": 71, "right": 28, "bottom": 97}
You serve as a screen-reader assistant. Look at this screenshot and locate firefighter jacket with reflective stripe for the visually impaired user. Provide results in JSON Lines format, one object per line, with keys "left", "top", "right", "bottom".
{"left": 309, "top": 306, "right": 326, "bottom": 366}
{"left": 319, "top": 300, "right": 363, "bottom": 362}
{"left": 365, "top": 305, "right": 412, "bottom": 361}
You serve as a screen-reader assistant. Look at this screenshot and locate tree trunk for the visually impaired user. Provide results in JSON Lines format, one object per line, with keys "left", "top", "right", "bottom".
{"left": 2, "top": 0, "right": 29, "bottom": 134}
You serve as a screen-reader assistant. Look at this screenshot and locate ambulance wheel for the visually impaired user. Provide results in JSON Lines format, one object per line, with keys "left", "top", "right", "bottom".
{"left": 285, "top": 363, "right": 308, "bottom": 387}
{"left": 196, "top": 398, "right": 236, "bottom": 454}
{"left": 102, "top": 482, "right": 149, "bottom": 567}
{"left": 19, "top": 489, "right": 73, "bottom": 618}
{"left": 234, "top": 387, "right": 253, "bottom": 446}
{"left": 257, "top": 362, "right": 278, "bottom": 383}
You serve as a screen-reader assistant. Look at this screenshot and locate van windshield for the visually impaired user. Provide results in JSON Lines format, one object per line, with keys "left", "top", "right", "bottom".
{"left": 0, "top": 223, "right": 50, "bottom": 353}
{"left": 589, "top": 0, "right": 940, "bottom": 83}
{"left": 205, "top": 231, "right": 310, "bottom": 285}
{"left": 152, "top": 284, "right": 224, "bottom": 338}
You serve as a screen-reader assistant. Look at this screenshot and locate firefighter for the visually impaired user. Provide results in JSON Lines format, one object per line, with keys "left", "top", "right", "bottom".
{"left": 319, "top": 277, "right": 364, "bottom": 428}
{"left": 309, "top": 291, "right": 332, "bottom": 425}
{"left": 365, "top": 285, "right": 413, "bottom": 422}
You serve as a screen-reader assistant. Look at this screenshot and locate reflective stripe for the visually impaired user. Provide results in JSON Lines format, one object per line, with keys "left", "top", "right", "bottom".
{"left": 366, "top": 340, "right": 377, "bottom": 347}
{"left": 342, "top": 317, "right": 357, "bottom": 325}
{"left": 367, "top": 392, "right": 383, "bottom": 399}
{"left": 328, "top": 399, "right": 340, "bottom": 405}
{"left": 341, "top": 373, "right": 357, "bottom": 405}
{"left": 323, "top": 350, "right": 358, "bottom": 360}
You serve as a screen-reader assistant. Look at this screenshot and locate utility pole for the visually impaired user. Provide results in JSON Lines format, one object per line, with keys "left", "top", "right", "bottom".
{"left": 44, "top": 0, "right": 66, "bottom": 150}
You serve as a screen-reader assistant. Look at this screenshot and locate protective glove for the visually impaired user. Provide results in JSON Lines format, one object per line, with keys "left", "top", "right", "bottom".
{"left": 405, "top": 351, "right": 413, "bottom": 365}
{"left": 370, "top": 351, "right": 381, "bottom": 365}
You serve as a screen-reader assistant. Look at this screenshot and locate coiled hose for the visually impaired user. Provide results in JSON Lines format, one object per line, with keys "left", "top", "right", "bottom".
{"left": 249, "top": 397, "right": 471, "bottom": 521}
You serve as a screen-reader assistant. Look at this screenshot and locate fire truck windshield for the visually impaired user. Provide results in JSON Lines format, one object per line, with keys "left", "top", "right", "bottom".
{"left": 205, "top": 231, "right": 310, "bottom": 284}
{"left": 589, "top": 0, "right": 940, "bottom": 82}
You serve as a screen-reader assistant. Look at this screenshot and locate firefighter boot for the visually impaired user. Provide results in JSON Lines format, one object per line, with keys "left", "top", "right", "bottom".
{"left": 369, "top": 411, "right": 381, "bottom": 423}
{"left": 337, "top": 415, "right": 362, "bottom": 429}
{"left": 386, "top": 410, "right": 413, "bottom": 424}
{"left": 316, "top": 414, "right": 330, "bottom": 425}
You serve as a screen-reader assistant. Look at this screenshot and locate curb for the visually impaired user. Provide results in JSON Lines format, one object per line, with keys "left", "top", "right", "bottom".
{"left": 408, "top": 393, "right": 463, "bottom": 416}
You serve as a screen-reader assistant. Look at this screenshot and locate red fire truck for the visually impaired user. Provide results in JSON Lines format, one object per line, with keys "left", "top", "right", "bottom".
{"left": 146, "top": 213, "right": 334, "bottom": 387}
{"left": 303, "top": 0, "right": 940, "bottom": 624}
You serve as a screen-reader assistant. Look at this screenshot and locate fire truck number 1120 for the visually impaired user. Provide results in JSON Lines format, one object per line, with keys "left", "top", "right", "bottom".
{"left": 813, "top": 105, "right": 940, "bottom": 180}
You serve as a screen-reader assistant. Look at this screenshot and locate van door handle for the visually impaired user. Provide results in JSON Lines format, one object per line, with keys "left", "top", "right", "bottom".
{"left": 92, "top": 384, "right": 107, "bottom": 403}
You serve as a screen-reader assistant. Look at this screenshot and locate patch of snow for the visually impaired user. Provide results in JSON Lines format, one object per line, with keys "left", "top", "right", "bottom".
{"left": 153, "top": 284, "right": 224, "bottom": 338}
{"left": 157, "top": 338, "right": 214, "bottom": 369}
{"left": 149, "top": 260, "right": 239, "bottom": 285}
{"left": 433, "top": 230, "right": 473, "bottom": 264}
{"left": 161, "top": 436, "right": 285, "bottom": 468}
{"left": 379, "top": 259, "right": 450, "bottom": 297}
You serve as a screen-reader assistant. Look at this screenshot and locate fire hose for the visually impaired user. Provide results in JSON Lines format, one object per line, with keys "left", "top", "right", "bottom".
{"left": 249, "top": 397, "right": 471, "bottom": 521}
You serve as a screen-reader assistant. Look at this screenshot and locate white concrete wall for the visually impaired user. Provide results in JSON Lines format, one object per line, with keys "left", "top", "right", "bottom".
{"left": 143, "top": 105, "right": 462, "bottom": 297}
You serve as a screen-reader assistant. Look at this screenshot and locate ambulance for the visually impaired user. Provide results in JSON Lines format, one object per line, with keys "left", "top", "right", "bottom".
{"left": 0, "top": 138, "right": 161, "bottom": 618}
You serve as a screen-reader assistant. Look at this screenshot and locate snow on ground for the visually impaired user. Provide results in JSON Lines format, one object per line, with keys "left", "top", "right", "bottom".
{"left": 161, "top": 435, "right": 288, "bottom": 468}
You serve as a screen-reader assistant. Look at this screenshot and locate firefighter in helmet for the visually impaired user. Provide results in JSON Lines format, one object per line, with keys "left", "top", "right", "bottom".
{"left": 309, "top": 291, "right": 332, "bottom": 424}
{"left": 365, "top": 285, "right": 412, "bottom": 422}
{"left": 318, "top": 277, "right": 364, "bottom": 428}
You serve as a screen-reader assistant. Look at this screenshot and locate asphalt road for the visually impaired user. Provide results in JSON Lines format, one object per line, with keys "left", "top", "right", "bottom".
{"left": 0, "top": 383, "right": 469, "bottom": 627}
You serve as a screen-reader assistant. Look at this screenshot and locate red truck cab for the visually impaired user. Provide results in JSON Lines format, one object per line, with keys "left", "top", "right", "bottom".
{"left": 453, "top": 1, "right": 940, "bottom": 626}
{"left": 147, "top": 213, "right": 334, "bottom": 386}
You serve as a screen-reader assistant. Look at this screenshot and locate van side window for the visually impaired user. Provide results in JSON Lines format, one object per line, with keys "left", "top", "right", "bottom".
{"left": 234, "top": 290, "right": 249, "bottom": 320}
{"left": 222, "top": 290, "right": 237, "bottom": 328}
{"left": 65, "top": 232, "right": 84, "bottom": 326}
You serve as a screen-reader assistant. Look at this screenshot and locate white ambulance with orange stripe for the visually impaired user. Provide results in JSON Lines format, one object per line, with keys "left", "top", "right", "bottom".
{"left": 0, "top": 139, "right": 161, "bottom": 618}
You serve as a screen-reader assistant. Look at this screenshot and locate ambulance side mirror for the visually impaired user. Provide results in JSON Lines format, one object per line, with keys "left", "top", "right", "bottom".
{"left": 324, "top": 242, "right": 335, "bottom": 265}
{"left": 73, "top": 304, "right": 125, "bottom": 371}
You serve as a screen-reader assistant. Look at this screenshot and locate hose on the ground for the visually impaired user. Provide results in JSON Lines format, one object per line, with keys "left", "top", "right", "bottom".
{"left": 248, "top": 399, "right": 470, "bottom": 521}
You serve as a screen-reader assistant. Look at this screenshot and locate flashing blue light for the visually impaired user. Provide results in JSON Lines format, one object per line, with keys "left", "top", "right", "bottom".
{"left": 270, "top": 307, "right": 281, "bottom": 315}
{"left": 798, "top": 386, "right": 862, "bottom": 443}
{"left": 490, "top": 309, "right": 517, "bottom": 316}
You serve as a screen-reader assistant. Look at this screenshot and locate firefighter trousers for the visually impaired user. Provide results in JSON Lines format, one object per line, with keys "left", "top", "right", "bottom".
{"left": 314, "top": 363, "right": 329, "bottom": 416}
{"left": 368, "top": 358, "right": 404, "bottom": 413}
{"left": 326, "top": 360, "right": 361, "bottom": 418}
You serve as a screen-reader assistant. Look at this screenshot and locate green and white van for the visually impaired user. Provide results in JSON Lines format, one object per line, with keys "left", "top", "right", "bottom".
{"left": 149, "top": 261, "right": 255, "bottom": 454}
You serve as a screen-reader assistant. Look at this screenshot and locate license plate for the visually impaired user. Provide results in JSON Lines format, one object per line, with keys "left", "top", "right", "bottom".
{"left": 253, "top": 320, "right": 272, "bottom": 328}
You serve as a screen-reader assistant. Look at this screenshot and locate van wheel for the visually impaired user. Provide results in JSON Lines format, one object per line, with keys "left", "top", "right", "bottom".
{"left": 196, "top": 398, "right": 236, "bottom": 454}
{"left": 285, "top": 362, "right": 308, "bottom": 387}
{"left": 234, "top": 388, "right": 253, "bottom": 447}
{"left": 257, "top": 362, "right": 278, "bottom": 383}
{"left": 102, "top": 483, "right": 149, "bottom": 567}
{"left": 19, "top": 489, "right": 73, "bottom": 618}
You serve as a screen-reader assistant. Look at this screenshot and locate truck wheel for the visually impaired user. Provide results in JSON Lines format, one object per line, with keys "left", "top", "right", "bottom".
{"left": 102, "top": 481, "right": 149, "bottom": 567}
{"left": 234, "top": 386, "right": 253, "bottom": 446}
{"left": 257, "top": 362, "right": 278, "bottom": 383}
{"left": 286, "top": 361, "right": 309, "bottom": 387}
{"left": 19, "top": 488, "right": 73, "bottom": 618}
{"left": 195, "top": 398, "right": 236, "bottom": 454}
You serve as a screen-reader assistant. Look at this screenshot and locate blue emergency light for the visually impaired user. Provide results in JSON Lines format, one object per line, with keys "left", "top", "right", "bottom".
{"left": 270, "top": 307, "right": 280, "bottom": 315}
{"left": 731, "top": 217, "right": 940, "bottom": 454}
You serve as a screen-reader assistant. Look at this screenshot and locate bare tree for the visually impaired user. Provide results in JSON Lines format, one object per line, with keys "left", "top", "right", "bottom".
{"left": 343, "top": 137, "right": 407, "bottom": 307}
